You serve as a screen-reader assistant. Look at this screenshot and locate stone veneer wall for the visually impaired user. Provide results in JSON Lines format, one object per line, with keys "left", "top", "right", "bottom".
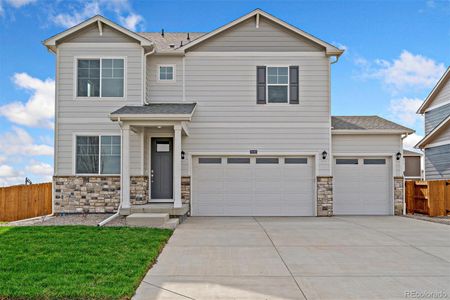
{"left": 181, "top": 176, "right": 191, "bottom": 204}
{"left": 394, "top": 176, "right": 404, "bottom": 216}
{"left": 53, "top": 176, "right": 149, "bottom": 213}
{"left": 317, "top": 176, "right": 333, "bottom": 216}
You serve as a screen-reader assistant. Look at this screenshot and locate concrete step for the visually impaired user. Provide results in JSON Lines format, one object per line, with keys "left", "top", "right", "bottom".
{"left": 130, "top": 204, "right": 189, "bottom": 216}
{"left": 126, "top": 213, "right": 169, "bottom": 227}
{"left": 161, "top": 218, "right": 179, "bottom": 230}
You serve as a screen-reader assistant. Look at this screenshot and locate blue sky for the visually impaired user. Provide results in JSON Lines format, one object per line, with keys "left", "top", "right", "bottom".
{"left": 0, "top": 0, "right": 449, "bottom": 185}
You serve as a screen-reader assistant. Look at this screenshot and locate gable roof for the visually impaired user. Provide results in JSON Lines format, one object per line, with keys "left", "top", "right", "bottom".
{"left": 110, "top": 103, "right": 197, "bottom": 121}
{"left": 417, "top": 67, "right": 450, "bottom": 114}
{"left": 403, "top": 149, "right": 423, "bottom": 156}
{"left": 137, "top": 32, "right": 205, "bottom": 52}
{"left": 415, "top": 115, "right": 450, "bottom": 148}
{"left": 43, "top": 15, "right": 153, "bottom": 52}
{"left": 331, "top": 116, "right": 414, "bottom": 134}
{"left": 179, "top": 9, "right": 344, "bottom": 56}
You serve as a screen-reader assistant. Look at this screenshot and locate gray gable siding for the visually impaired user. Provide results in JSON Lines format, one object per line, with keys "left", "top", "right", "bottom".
{"left": 430, "top": 76, "right": 450, "bottom": 108}
{"left": 425, "top": 144, "right": 450, "bottom": 179}
{"left": 189, "top": 16, "right": 324, "bottom": 52}
{"left": 59, "top": 23, "right": 138, "bottom": 44}
{"left": 424, "top": 102, "right": 450, "bottom": 134}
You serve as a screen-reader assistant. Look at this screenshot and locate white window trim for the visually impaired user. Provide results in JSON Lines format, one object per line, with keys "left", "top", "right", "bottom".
{"left": 157, "top": 64, "right": 176, "bottom": 83}
{"left": 72, "top": 133, "right": 121, "bottom": 176}
{"left": 266, "top": 65, "right": 290, "bottom": 104}
{"left": 73, "top": 56, "right": 127, "bottom": 101}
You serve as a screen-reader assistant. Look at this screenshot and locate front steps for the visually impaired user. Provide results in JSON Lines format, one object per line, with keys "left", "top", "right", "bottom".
{"left": 126, "top": 213, "right": 179, "bottom": 229}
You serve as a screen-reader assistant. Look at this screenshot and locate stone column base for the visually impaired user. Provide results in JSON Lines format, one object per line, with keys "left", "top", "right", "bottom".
{"left": 394, "top": 176, "right": 404, "bottom": 216}
{"left": 317, "top": 176, "right": 333, "bottom": 216}
{"left": 181, "top": 176, "right": 191, "bottom": 204}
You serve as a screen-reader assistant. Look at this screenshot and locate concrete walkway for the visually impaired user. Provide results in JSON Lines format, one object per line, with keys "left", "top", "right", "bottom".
{"left": 134, "top": 216, "right": 450, "bottom": 300}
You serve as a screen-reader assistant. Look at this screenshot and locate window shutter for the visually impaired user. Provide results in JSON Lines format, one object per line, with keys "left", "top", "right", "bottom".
{"left": 256, "top": 66, "right": 266, "bottom": 104}
{"left": 289, "top": 66, "right": 299, "bottom": 104}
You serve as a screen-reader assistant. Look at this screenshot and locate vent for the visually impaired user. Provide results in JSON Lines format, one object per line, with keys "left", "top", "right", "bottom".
{"left": 169, "top": 44, "right": 175, "bottom": 48}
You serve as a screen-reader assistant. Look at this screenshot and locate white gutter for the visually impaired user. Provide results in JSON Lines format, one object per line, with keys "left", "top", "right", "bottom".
{"left": 98, "top": 117, "right": 124, "bottom": 227}
{"left": 143, "top": 47, "right": 156, "bottom": 105}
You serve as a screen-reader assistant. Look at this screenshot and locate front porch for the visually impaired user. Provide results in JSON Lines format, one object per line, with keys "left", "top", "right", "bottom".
{"left": 110, "top": 103, "right": 196, "bottom": 215}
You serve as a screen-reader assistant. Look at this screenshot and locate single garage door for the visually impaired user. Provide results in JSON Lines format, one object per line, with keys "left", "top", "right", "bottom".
{"left": 192, "top": 156, "right": 315, "bottom": 216}
{"left": 334, "top": 157, "right": 392, "bottom": 215}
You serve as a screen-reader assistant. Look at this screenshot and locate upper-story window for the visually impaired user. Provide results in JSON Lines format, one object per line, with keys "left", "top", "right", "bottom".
{"left": 267, "top": 67, "right": 289, "bottom": 103}
{"left": 158, "top": 65, "right": 175, "bottom": 81}
{"left": 77, "top": 58, "right": 124, "bottom": 98}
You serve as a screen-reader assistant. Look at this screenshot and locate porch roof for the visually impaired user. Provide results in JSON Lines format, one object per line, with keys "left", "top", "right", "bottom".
{"left": 110, "top": 103, "right": 196, "bottom": 121}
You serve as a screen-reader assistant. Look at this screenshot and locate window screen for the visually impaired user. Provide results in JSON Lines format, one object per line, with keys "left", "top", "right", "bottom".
{"left": 100, "top": 136, "right": 121, "bottom": 174}
{"left": 101, "top": 59, "right": 124, "bottom": 97}
{"left": 267, "top": 67, "right": 288, "bottom": 103}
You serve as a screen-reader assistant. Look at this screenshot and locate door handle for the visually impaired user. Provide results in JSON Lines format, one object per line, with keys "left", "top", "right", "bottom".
{"left": 151, "top": 169, "right": 154, "bottom": 183}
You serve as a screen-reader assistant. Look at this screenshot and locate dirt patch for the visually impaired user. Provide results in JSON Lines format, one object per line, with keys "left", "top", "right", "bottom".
{"left": 2, "top": 214, "right": 127, "bottom": 227}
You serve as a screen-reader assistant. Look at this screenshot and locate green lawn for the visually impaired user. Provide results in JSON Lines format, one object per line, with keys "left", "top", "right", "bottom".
{"left": 0, "top": 226, "right": 172, "bottom": 299}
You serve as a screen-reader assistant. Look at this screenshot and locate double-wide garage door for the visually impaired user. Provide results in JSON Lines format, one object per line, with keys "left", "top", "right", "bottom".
{"left": 334, "top": 157, "right": 392, "bottom": 215}
{"left": 192, "top": 156, "right": 315, "bottom": 216}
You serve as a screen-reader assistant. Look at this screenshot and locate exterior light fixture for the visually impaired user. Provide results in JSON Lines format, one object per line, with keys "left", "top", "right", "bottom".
{"left": 396, "top": 152, "right": 401, "bottom": 160}
{"left": 181, "top": 151, "right": 185, "bottom": 160}
{"left": 322, "top": 150, "right": 328, "bottom": 160}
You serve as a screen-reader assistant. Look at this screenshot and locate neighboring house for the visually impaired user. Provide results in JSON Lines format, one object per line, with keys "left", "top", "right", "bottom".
{"left": 403, "top": 149, "right": 423, "bottom": 179}
{"left": 44, "top": 9, "right": 413, "bottom": 217}
{"left": 416, "top": 67, "right": 450, "bottom": 180}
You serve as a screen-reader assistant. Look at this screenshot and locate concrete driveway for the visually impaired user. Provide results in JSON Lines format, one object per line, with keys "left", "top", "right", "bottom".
{"left": 134, "top": 216, "right": 450, "bottom": 300}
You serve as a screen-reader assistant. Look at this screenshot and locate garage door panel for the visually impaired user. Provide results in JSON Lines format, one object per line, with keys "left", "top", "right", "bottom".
{"left": 193, "top": 156, "right": 314, "bottom": 216}
{"left": 334, "top": 157, "right": 391, "bottom": 215}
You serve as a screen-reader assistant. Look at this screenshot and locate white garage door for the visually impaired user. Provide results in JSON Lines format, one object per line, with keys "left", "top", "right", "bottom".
{"left": 192, "top": 156, "right": 315, "bottom": 216}
{"left": 334, "top": 157, "right": 392, "bottom": 215}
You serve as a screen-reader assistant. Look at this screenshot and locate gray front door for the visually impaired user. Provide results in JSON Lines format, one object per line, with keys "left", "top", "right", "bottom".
{"left": 151, "top": 138, "right": 173, "bottom": 199}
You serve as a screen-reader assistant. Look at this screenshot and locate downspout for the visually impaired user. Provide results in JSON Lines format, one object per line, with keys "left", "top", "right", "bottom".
{"left": 98, "top": 117, "right": 124, "bottom": 226}
{"left": 143, "top": 46, "right": 156, "bottom": 105}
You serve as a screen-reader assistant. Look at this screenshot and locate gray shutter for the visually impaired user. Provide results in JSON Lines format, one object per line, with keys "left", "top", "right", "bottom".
{"left": 289, "top": 66, "right": 299, "bottom": 104}
{"left": 256, "top": 66, "right": 266, "bottom": 104}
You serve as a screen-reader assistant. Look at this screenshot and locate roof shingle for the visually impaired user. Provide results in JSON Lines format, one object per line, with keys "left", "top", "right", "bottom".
{"left": 137, "top": 32, "right": 205, "bottom": 51}
{"left": 111, "top": 103, "right": 196, "bottom": 115}
{"left": 332, "top": 116, "right": 414, "bottom": 133}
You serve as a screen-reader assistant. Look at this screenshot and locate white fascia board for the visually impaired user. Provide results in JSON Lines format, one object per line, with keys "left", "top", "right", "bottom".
{"left": 417, "top": 67, "right": 450, "bottom": 114}
{"left": 43, "top": 15, "right": 152, "bottom": 51}
{"left": 415, "top": 115, "right": 450, "bottom": 148}
{"left": 180, "top": 9, "right": 344, "bottom": 56}
{"left": 331, "top": 129, "right": 411, "bottom": 135}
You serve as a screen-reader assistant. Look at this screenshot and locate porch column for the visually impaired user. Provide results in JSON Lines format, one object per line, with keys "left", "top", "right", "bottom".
{"left": 121, "top": 124, "right": 131, "bottom": 210}
{"left": 173, "top": 124, "right": 182, "bottom": 208}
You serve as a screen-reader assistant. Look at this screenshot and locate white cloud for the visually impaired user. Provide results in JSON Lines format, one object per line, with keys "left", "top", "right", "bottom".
{"left": 118, "top": 12, "right": 143, "bottom": 31}
{"left": 0, "top": 165, "right": 16, "bottom": 177}
{"left": 0, "top": 73, "right": 55, "bottom": 129}
{"left": 5, "top": 0, "right": 35, "bottom": 8}
{"left": 403, "top": 133, "right": 424, "bottom": 149}
{"left": 0, "top": 127, "right": 53, "bottom": 157}
{"left": 25, "top": 162, "right": 53, "bottom": 177}
{"left": 388, "top": 97, "right": 423, "bottom": 126}
{"left": 53, "top": 1, "right": 101, "bottom": 28}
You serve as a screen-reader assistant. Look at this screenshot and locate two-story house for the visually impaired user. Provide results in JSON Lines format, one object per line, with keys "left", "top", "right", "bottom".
{"left": 44, "top": 9, "right": 413, "bottom": 219}
{"left": 416, "top": 67, "right": 450, "bottom": 180}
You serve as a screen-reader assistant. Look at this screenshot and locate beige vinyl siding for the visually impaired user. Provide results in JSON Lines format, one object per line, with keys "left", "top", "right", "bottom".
{"left": 146, "top": 55, "right": 184, "bottom": 102}
{"left": 55, "top": 43, "right": 143, "bottom": 176}
{"left": 189, "top": 16, "right": 323, "bottom": 52}
{"left": 178, "top": 53, "right": 331, "bottom": 176}
{"left": 431, "top": 123, "right": 450, "bottom": 145}
{"left": 429, "top": 78, "right": 450, "bottom": 109}
{"left": 332, "top": 134, "right": 402, "bottom": 176}
{"left": 59, "top": 23, "right": 137, "bottom": 44}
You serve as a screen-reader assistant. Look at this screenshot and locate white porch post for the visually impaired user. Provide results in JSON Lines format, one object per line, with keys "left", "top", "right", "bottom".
{"left": 121, "top": 124, "right": 131, "bottom": 210}
{"left": 173, "top": 124, "right": 182, "bottom": 208}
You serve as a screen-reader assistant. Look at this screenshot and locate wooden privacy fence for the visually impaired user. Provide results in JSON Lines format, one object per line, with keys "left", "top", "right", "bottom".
{"left": 405, "top": 180, "right": 450, "bottom": 217}
{"left": 0, "top": 183, "right": 52, "bottom": 222}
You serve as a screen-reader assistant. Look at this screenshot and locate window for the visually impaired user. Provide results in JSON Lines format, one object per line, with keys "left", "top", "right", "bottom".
{"left": 227, "top": 158, "right": 250, "bottom": 164}
{"left": 199, "top": 158, "right": 222, "bottom": 164}
{"left": 285, "top": 158, "right": 307, "bottom": 164}
{"left": 256, "top": 158, "right": 279, "bottom": 164}
{"left": 267, "top": 67, "right": 288, "bottom": 103}
{"left": 76, "top": 135, "right": 121, "bottom": 174}
{"left": 156, "top": 141, "right": 170, "bottom": 152}
{"left": 336, "top": 159, "right": 358, "bottom": 165}
{"left": 158, "top": 65, "right": 175, "bottom": 81}
{"left": 364, "top": 159, "right": 386, "bottom": 165}
{"left": 77, "top": 58, "right": 124, "bottom": 98}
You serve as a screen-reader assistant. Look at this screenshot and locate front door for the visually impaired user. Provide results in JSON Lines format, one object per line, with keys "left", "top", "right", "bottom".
{"left": 151, "top": 138, "right": 173, "bottom": 200}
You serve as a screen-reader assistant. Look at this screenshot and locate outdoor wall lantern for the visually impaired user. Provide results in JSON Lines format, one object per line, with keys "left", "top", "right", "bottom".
{"left": 322, "top": 150, "right": 328, "bottom": 160}
{"left": 396, "top": 152, "right": 401, "bottom": 160}
{"left": 181, "top": 151, "right": 185, "bottom": 160}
